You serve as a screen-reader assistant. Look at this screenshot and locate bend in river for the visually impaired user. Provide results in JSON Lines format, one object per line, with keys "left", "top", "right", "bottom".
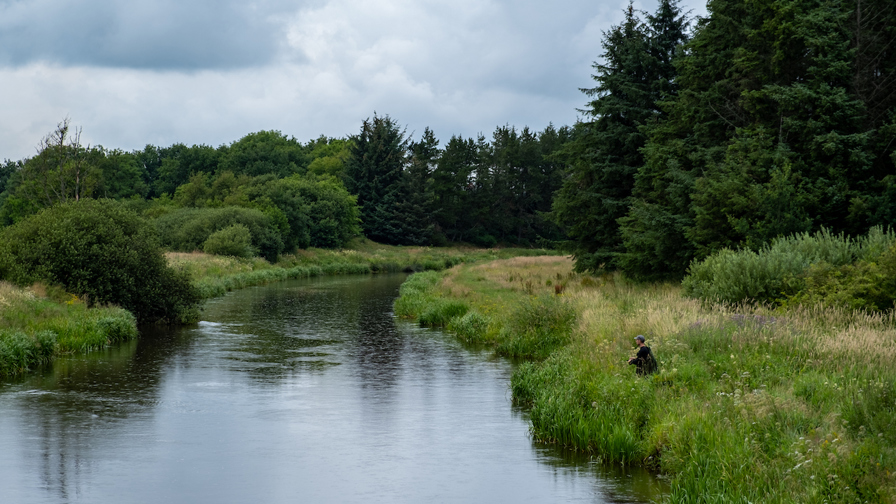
{"left": 0, "top": 274, "right": 666, "bottom": 503}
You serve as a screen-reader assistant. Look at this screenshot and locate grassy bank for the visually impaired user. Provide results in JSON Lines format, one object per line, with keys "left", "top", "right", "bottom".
{"left": 0, "top": 240, "right": 548, "bottom": 376}
{"left": 0, "top": 282, "right": 138, "bottom": 375}
{"left": 394, "top": 257, "right": 896, "bottom": 503}
{"left": 169, "top": 239, "right": 554, "bottom": 299}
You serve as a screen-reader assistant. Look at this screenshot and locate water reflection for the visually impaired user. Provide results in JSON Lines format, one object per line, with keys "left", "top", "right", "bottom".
{"left": 0, "top": 274, "right": 667, "bottom": 504}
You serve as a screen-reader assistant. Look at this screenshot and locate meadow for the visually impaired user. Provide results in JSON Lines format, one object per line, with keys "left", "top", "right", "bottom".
{"left": 395, "top": 256, "right": 896, "bottom": 503}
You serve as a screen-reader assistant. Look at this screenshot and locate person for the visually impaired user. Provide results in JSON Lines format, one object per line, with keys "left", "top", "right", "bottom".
{"left": 627, "top": 335, "right": 657, "bottom": 376}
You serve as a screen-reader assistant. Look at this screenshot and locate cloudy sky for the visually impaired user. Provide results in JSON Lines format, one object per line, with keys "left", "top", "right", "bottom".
{"left": 0, "top": 0, "right": 707, "bottom": 160}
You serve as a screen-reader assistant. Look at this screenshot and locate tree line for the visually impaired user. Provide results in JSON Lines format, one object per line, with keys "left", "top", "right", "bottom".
{"left": 0, "top": 117, "right": 571, "bottom": 253}
{"left": 1, "top": 0, "right": 893, "bottom": 286}
{"left": 554, "top": 0, "right": 896, "bottom": 281}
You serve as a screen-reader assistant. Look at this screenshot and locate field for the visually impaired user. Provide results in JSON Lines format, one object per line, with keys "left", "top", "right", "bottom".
{"left": 395, "top": 256, "right": 896, "bottom": 503}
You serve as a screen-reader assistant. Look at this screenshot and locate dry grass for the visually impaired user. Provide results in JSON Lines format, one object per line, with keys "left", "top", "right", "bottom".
{"left": 0, "top": 281, "right": 36, "bottom": 307}
{"left": 166, "top": 251, "right": 271, "bottom": 280}
{"left": 414, "top": 256, "right": 896, "bottom": 502}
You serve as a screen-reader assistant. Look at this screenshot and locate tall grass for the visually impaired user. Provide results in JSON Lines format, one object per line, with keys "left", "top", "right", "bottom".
{"left": 398, "top": 256, "right": 896, "bottom": 503}
{"left": 0, "top": 282, "right": 138, "bottom": 375}
{"left": 395, "top": 256, "right": 580, "bottom": 358}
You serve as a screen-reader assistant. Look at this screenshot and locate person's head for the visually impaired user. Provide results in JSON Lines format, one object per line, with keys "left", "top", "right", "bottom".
{"left": 635, "top": 335, "right": 645, "bottom": 346}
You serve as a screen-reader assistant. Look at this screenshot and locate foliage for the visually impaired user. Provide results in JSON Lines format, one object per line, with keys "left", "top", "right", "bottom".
{"left": 786, "top": 243, "right": 896, "bottom": 312}
{"left": 203, "top": 224, "right": 255, "bottom": 258}
{"left": 684, "top": 227, "right": 896, "bottom": 306}
{"left": 553, "top": 0, "right": 688, "bottom": 273}
{"left": 306, "top": 136, "right": 354, "bottom": 178}
{"left": 219, "top": 130, "right": 308, "bottom": 178}
{"left": 610, "top": 0, "right": 896, "bottom": 280}
{"left": 0, "top": 199, "right": 200, "bottom": 324}
{"left": 154, "top": 206, "right": 284, "bottom": 262}
{"left": 344, "top": 114, "right": 431, "bottom": 245}
{"left": 260, "top": 175, "right": 360, "bottom": 249}
{"left": 430, "top": 125, "right": 569, "bottom": 246}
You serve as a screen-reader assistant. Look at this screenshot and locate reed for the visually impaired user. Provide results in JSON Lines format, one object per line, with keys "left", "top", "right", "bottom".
{"left": 396, "top": 257, "right": 896, "bottom": 503}
{"left": 0, "top": 282, "right": 138, "bottom": 375}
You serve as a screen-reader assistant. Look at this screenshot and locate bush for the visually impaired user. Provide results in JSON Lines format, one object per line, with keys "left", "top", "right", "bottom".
{"left": 155, "top": 206, "right": 284, "bottom": 261}
{"left": 0, "top": 199, "right": 201, "bottom": 324}
{"left": 254, "top": 175, "right": 360, "bottom": 250}
{"left": 683, "top": 227, "right": 896, "bottom": 305}
{"left": 784, "top": 243, "right": 896, "bottom": 311}
{"left": 203, "top": 224, "right": 255, "bottom": 257}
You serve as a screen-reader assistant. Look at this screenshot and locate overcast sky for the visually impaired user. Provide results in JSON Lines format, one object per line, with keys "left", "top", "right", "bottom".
{"left": 0, "top": 0, "right": 708, "bottom": 161}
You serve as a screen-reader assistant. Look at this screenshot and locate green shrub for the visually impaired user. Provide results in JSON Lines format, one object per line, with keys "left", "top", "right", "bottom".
{"left": 683, "top": 227, "right": 896, "bottom": 305}
{"left": 203, "top": 224, "right": 255, "bottom": 257}
{"left": 155, "top": 206, "right": 284, "bottom": 261}
{"left": 0, "top": 199, "right": 201, "bottom": 324}
{"left": 785, "top": 243, "right": 896, "bottom": 311}
{"left": 262, "top": 175, "right": 361, "bottom": 249}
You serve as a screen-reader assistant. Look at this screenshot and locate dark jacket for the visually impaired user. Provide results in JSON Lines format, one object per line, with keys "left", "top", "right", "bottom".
{"left": 629, "top": 346, "right": 657, "bottom": 376}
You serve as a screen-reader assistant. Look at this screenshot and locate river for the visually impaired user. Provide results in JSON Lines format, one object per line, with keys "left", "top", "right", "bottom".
{"left": 0, "top": 274, "right": 666, "bottom": 503}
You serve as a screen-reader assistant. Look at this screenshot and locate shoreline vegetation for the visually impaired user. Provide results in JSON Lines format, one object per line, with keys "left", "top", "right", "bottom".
{"left": 0, "top": 282, "right": 137, "bottom": 376}
{"left": 0, "top": 241, "right": 552, "bottom": 376}
{"left": 172, "top": 239, "right": 553, "bottom": 299}
{"left": 394, "top": 256, "right": 896, "bottom": 503}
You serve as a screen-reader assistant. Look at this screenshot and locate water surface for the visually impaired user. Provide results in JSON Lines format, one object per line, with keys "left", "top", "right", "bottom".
{"left": 0, "top": 274, "right": 665, "bottom": 503}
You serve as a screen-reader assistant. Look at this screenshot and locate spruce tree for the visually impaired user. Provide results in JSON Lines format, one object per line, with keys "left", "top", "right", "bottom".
{"left": 430, "top": 135, "right": 478, "bottom": 243}
{"left": 553, "top": 0, "right": 688, "bottom": 273}
{"left": 619, "top": 0, "right": 895, "bottom": 281}
{"left": 344, "top": 114, "right": 432, "bottom": 245}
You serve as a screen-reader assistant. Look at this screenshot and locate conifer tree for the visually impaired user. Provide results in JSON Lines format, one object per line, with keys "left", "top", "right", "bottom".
{"left": 553, "top": 0, "right": 688, "bottom": 272}
{"left": 344, "top": 114, "right": 432, "bottom": 245}
{"left": 619, "top": 0, "right": 895, "bottom": 281}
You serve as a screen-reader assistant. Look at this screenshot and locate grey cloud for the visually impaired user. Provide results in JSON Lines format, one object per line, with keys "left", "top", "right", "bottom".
{"left": 0, "top": 0, "right": 710, "bottom": 160}
{"left": 0, "top": 0, "right": 305, "bottom": 69}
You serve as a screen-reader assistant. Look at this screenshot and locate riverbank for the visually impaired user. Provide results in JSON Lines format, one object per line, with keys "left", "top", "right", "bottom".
{"left": 394, "top": 257, "right": 896, "bottom": 503}
{"left": 169, "top": 239, "right": 554, "bottom": 299}
{"left": 0, "top": 282, "right": 137, "bottom": 375}
{"left": 0, "top": 242, "right": 552, "bottom": 376}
